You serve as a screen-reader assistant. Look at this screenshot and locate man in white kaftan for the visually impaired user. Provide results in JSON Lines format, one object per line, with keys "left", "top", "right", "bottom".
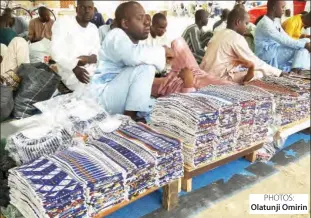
{"left": 89, "top": 2, "right": 173, "bottom": 119}
{"left": 51, "top": 0, "right": 100, "bottom": 91}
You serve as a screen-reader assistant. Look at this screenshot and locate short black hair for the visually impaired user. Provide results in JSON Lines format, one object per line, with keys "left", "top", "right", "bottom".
{"left": 77, "top": 0, "right": 93, "bottom": 6}
{"left": 195, "top": 9, "right": 208, "bottom": 22}
{"left": 152, "top": 13, "right": 166, "bottom": 26}
{"left": 221, "top": 9, "right": 230, "bottom": 20}
{"left": 115, "top": 1, "right": 141, "bottom": 27}
{"left": 267, "top": 0, "right": 278, "bottom": 11}
{"left": 38, "top": 7, "right": 49, "bottom": 15}
{"left": 2, "top": 8, "right": 12, "bottom": 16}
{"left": 227, "top": 5, "right": 247, "bottom": 26}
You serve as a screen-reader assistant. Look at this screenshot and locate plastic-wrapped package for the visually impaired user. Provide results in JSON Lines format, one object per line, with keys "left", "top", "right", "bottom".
{"left": 13, "top": 63, "right": 61, "bottom": 118}
{"left": 0, "top": 85, "right": 14, "bottom": 122}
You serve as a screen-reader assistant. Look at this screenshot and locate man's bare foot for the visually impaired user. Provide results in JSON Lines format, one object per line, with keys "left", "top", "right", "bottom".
{"left": 178, "top": 68, "right": 194, "bottom": 88}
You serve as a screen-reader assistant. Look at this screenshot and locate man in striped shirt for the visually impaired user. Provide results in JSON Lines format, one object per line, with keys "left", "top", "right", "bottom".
{"left": 182, "top": 9, "right": 212, "bottom": 64}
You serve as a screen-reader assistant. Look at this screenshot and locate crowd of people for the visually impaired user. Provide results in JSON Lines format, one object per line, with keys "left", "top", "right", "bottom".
{"left": 0, "top": 0, "right": 310, "bottom": 122}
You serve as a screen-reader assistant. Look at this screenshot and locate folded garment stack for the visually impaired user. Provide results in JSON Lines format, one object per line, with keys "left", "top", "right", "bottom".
{"left": 247, "top": 79, "right": 308, "bottom": 126}
{"left": 198, "top": 85, "right": 257, "bottom": 151}
{"left": 186, "top": 90, "right": 240, "bottom": 158}
{"left": 88, "top": 134, "right": 157, "bottom": 200}
{"left": 150, "top": 93, "right": 220, "bottom": 168}
{"left": 206, "top": 85, "right": 275, "bottom": 146}
{"left": 117, "top": 123, "right": 183, "bottom": 186}
{"left": 5, "top": 127, "right": 72, "bottom": 165}
{"left": 260, "top": 76, "right": 310, "bottom": 122}
{"left": 8, "top": 157, "right": 87, "bottom": 218}
{"left": 47, "top": 147, "right": 125, "bottom": 217}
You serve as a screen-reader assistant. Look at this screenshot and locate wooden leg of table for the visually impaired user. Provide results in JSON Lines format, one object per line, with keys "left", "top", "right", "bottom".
{"left": 245, "top": 151, "right": 257, "bottom": 163}
{"left": 181, "top": 177, "right": 192, "bottom": 192}
{"left": 162, "top": 180, "right": 179, "bottom": 211}
{"left": 178, "top": 178, "right": 181, "bottom": 193}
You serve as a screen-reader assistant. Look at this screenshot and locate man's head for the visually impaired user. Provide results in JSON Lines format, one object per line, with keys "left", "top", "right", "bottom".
{"left": 2, "top": 8, "right": 13, "bottom": 18}
{"left": 2, "top": 8, "right": 14, "bottom": 27}
{"left": 151, "top": 13, "right": 167, "bottom": 37}
{"left": 267, "top": 0, "right": 286, "bottom": 18}
{"left": 76, "top": 0, "right": 95, "bottom": 23}
{"left": 220, "top": 9, "right": 230, "bottom": 21}
{"left": 38, "top": 7, "right": 51, "bottom": 23}
{"left": 302, "top": 11, "right": 311, "bottom": 28}
{"left": 195, "top": 9, "right": 208, "bottom": 27}
{"left": 227, "top": 6, "right": 249, "bottom": 35}
{"left": 115, "top": 1, "right": 150, "bottom": 42}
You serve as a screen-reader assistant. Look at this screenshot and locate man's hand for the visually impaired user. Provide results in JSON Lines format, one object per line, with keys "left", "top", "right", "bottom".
{"left": 77, "top": 54, "right": 97, "bottom": 66}
{"left": 73, "top": 66, "right": 90, "bottom": 84}
{"left": 0, "top": 55, "right": 2, "bottom": 64}
{"left": 305, "top": 42, "right": 311, "bottom": 52}
{"left": 163, "top": 46, "right": 175, "bottom": 64}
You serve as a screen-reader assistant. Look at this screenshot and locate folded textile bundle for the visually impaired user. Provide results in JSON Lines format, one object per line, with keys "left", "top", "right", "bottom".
{"left": 247, "top": 79, "right": 310, "bottom": 126}
{"left": 150, "top": 93, "right": 219, "bottom": 167}
{"left": 117, "top": 123, "right": 183, "bottom": 186}
{"left": 5, "top": 127, "right": 72, "bottom": 165}
{"left": 205, "top": 85, "right": 275, "bottom": 147}
{"left": 88, "top": 134, "right": 157, "bottom": 200}
{"left": 48, "top": 147, "right": 125, "bottom": 217}
{"left": 8, "top": 157, "right": 87, "bottom": 218}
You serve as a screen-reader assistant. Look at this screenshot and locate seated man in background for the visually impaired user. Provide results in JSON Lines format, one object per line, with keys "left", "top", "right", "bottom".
{"left": 282, "top": 12, "right": 311, "bottom": 40}
{"left": 28, "top": 7, "right": 54, "bottom": 43}
{"left": 182, "top": 9, "right": 212, "bottom": 64}
{"left": 142, "top": 13, "right": 171, "bottom": 47}
{"left": 255, "top": 0, "right": 311, "bottom": 73}
{"left": 0, "top": 16, "right": 29, "bottom": 88}
{"left": 213, "top": 9, "right": 230, "bottom": 32}
{"left": 3, "top": 8, "right": 28, "bottom": 38}
{"left": 90, "top": 7, "right": 105, "bottom": 28}
{"left": 91, "top": 1, "right": 174, "bottom": 119}
{"left": 0, "top": 15, "right": 17, "bottom": 46}
{"left": 51, "top": 0, "right": 100, "bottom": 92}
{"left": 200, "top": 6, "right": 282, "bottom": 84}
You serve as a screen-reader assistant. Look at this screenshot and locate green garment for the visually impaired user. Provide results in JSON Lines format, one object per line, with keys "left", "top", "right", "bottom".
{"left": 0, "top": 28, "right": 17, "bottom": 46}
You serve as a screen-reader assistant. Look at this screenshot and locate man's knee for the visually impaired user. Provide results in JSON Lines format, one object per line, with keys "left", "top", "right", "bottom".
{"left": 9, "top": 37, "right": 28, "bottom": 47}
{"left": 130, "top": 64, "right": 156, "bottom": 81}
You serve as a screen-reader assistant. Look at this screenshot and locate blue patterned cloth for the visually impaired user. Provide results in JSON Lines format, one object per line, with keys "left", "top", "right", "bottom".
{"left": 9, "top": 157, "right": 87, "bottom": 218}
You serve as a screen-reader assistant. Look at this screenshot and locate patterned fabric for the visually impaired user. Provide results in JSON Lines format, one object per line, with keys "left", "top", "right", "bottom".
{"left": 8, "top": 157, "right": 87, "bottom": 218}
{"left": 150, "top": 84, "right": 276, "bottom": 168}
{"left": 5, "top": 128, "right": 72, "bottom": 165}
{"left": 48, "top": 147, "right": 124, "bottom": 216}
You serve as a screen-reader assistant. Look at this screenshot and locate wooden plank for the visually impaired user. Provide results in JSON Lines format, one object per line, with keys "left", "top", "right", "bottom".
{"left": 162, "top": 180, "right": 179, "bottom": 211}
{"left": 184, "top": 143, "right": 263, "bottom": 179}
{"left": 94, "top": 187, "right": 159, "bottom": 218}
{"left": 181, "top": 177, "right": 192, "bottom": 192}
{"left": 244, "top": 151, "right": 257, "bottom": 163}
{"left": 178, "top": 178, "right": 181, "bottom": 193}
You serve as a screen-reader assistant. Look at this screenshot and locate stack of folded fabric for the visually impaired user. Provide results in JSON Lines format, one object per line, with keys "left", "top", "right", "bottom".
{"left": 117, "top": 122, "right": 183, "bottom": 186}
{"left": 5, "top": 127, "right": 72, "bottom": 165}
{"left": 47, "top": 146, "right": 125, "bottom": 217}
{"left": 87, "top": 134, "right": 157, "bottom": 200}
{"left": 8, "top": 157, "right": 87, "bottom": 218}
{"left": 260, "top": 76, "right": 310, "bottom": 122}
{"left": 187, "top": 90, "right": 240, "bottom": 158}
{"left": 150, "top": 93, "right": 219, "bottom": 168}
{"left": 247, "top": 79, "right": 303, "bottom": 126}
{"left": 199, "top": 85, "right": 258, "bottom": 151}
{"left": 234, "top": 85, "right": 275, "bottom": 143}
{"left": 206, "top": 85, "right": 275, "bottom": 145}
